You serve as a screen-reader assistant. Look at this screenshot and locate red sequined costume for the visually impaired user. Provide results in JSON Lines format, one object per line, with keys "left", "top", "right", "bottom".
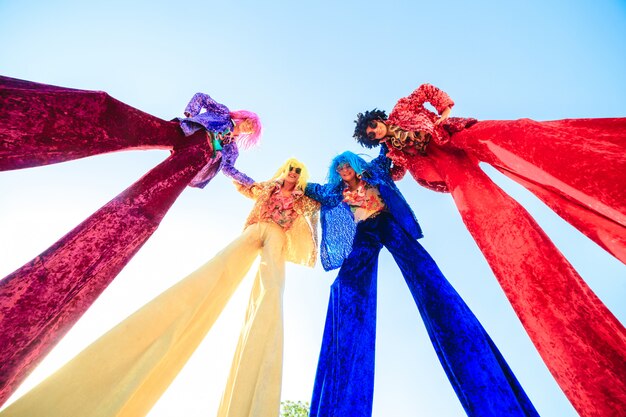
{"left": 383, "top": 83, "right": 626, "bottom": 417}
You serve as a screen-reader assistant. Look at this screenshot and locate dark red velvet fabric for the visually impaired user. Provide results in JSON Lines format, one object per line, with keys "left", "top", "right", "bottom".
{"left": 0, "top": 75, "right": 184, "bottom": 170}
{"left": 0, "top": 76, "right": 216, "bottom": 405}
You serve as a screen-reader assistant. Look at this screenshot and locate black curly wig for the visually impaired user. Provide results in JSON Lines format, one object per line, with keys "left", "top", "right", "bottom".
{"left": 353, "top": 108, "right": 388, "bottom": 149}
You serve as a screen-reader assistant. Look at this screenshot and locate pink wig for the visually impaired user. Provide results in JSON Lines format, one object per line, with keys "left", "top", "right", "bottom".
{"left": 230, "top": 109, "right": 262, "bottom": 150}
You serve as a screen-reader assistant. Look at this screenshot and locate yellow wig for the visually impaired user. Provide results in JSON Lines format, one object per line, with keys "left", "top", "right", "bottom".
{"left": 271, "top": 157, "right": 309, "bottom": 190}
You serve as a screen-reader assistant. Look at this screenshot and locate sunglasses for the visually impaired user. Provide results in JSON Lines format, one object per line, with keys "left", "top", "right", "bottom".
{"left": 289, "top": 166, "right": 302, "bottom": 174}
{"left": 335, "top": 162, "right": 352, "bottom": 172}
{"left": 366, "top": 120, "right": 378, "bottom": 140}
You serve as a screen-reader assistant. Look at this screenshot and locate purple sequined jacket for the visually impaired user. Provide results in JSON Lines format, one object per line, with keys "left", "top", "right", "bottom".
{"left": 179, "top": 93, "right": 253, "bottom": 188}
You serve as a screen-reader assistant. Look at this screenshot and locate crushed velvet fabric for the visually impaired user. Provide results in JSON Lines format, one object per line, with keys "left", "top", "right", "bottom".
{"left": 0, "top": 76, "right": 252, "bottom": 188}
{"left": 451, "top": 117, "right": 626, "bottom": 262}
{"left": 0, "top": 134, "right": 214, "bottom": 406}
{"left": 305, "top": 146, "right": 422, "bottom": 271}
{"left": 0, "top": 175, "right": 321, "bottom": 417}
{"left": 0, "top": 76, "right": 253, "bottom": 405}
{"left": 0, "top": 76, "right": 183, "bottom": 170}
{"left": 311, "top": 213, "right": 538, "bottom": 417}
{"left": 306, "top": 152, "right": 538, "bottom": 416}
{"left": 0, "top": 221, "right": 292, "bottom": 417}
{"left": 383, "top": 84, "right": 626, "bottom": 416}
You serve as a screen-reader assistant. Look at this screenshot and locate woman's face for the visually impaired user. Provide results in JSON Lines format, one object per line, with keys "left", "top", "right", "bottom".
{"left": 365, "top": 120, "right": 387, "bottom": 140}
{"left": 284, "top": 165, "right": 302, "bottom": 185}
{"left": 336, "top": 162, "right": 356, "bottom": 182}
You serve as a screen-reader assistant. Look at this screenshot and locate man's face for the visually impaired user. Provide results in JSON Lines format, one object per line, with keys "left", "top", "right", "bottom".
{"left": 285, "top": 165, "right": 302, "bottom": 184}
{"left": 336, "top": 162, "right": 356, "bottom": 182}
{"left": 365, "top": 120, "right": 386, "bottom": 141}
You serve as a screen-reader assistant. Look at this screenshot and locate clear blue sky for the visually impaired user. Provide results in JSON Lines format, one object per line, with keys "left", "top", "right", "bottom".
{"left": 1, "top": 1, "right": 625, "bottom": 416}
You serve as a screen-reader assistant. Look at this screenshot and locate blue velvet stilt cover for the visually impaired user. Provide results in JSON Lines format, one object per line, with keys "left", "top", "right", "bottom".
{"left": 305, "top": 148, "right": 539, "bottom": 417}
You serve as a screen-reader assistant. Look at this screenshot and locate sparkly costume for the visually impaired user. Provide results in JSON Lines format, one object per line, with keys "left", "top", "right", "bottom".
{"left": 0, "top": 76, "right": 258, "bottom": 405}
{"left": 178, "top": 92, "right": 254, "bottom": 188}
{"left": 305, "top": 148, "right": 538, "bottom": 417}
{"left": 0, "top": 177, "right": 319, "bottom": 417}
{"left": 377, "top": 83, "right": 626, "bottom": 417}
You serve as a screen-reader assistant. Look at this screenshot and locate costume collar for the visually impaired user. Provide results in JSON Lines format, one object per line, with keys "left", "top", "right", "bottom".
{"left": 272, "top": 180, "right": 303, "bottom": 199}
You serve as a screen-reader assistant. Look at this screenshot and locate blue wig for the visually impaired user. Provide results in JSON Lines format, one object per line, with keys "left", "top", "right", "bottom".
{"left": 327, "top": 151, "right": 368, "bottom": 185}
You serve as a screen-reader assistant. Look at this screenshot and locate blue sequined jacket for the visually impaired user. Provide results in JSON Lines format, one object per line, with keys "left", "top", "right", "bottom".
{"left": 305, "top": 147, "right": 423, "bottom": 271}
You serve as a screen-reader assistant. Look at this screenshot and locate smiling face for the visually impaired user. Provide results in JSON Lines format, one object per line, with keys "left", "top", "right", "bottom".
{"left": 284, "top": 165, "right": 302, "bottom": 185}
{"left": 335, "top": 162, "right": 356, "bottom": 183}
{"left": 365, "top": 120, "right": 387, "bottom": 141}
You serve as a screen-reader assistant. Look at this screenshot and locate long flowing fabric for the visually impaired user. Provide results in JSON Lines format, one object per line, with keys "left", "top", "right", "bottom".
{"left": 0, "top": 75, "right": 241, "bottom": 406}
{"left": 0, "top": 222, "right": 287, "bottom": 417}
{"left": 452, "top": 118, "right": 626, "bottom": 264}
{"left": 0, "top": 75, "right": 184, "bottom": 171}
{"left": 218, "top": 222, "right": 286, "bottom": 417}
{"left": 387, "top": 91, "right": 626, "bottom": 415}
{"left": 310, "top": 213, "right": 538, "bottom": 417}
{"left": 0, "top": 134, "right": 213, "bottom": 405}
{"left": 427, "top": 145, "right": 626, "bottom": 417}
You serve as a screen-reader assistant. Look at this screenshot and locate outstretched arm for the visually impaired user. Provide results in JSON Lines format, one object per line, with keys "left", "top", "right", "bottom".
{"left": 305, "top": 182, "right": 343, "bottom": 207}
{"left": 234, "top": 179, "right": 271, "bottom": 200}
{"left": 184, "top": 92, "right": 230, "bottom": 118}
{"left": 220, "top": 143, "right": 255, "bottom": 187}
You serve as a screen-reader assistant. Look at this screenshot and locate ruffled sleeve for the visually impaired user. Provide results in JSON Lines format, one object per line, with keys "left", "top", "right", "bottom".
{"left": 389, "top": 84, "right": 454, "bottom": 135}
{"left": 408, "top": 83, "right": 454, "bottom": 114}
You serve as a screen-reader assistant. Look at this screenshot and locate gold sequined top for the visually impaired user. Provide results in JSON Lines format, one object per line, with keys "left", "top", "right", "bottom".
{"left": 236, "top": 180, "right": 320, "bottom": 267}
{"left": 385, "top": 124, "right": 431, "bottom": 155}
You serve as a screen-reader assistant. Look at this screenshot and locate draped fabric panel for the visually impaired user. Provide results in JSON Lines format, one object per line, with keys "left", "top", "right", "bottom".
{"left": 310, "top": 213, "right": 538, "bottom": 417}
{"left": 0, "top": 134, "right": 213, "bottom": 405}
{"left": 387, "top": 88, "right": 626, "bottom": 415}
{"left": 0, "top": 221, "right": 268, "bottom": 417}
{"left": 452, "top": 117, "right": 626, "bottom": 264}
{"left": 0, "top": 76, "right": 220, "bottom": 405}
{"left": 429, "top": 146, "right": 626, "bottom": 417}
{"left": 497, "top": 168, "right": 626, "bottom": 263}
{"left": 0, "top": 75, "right": 184, "bottom": 171}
